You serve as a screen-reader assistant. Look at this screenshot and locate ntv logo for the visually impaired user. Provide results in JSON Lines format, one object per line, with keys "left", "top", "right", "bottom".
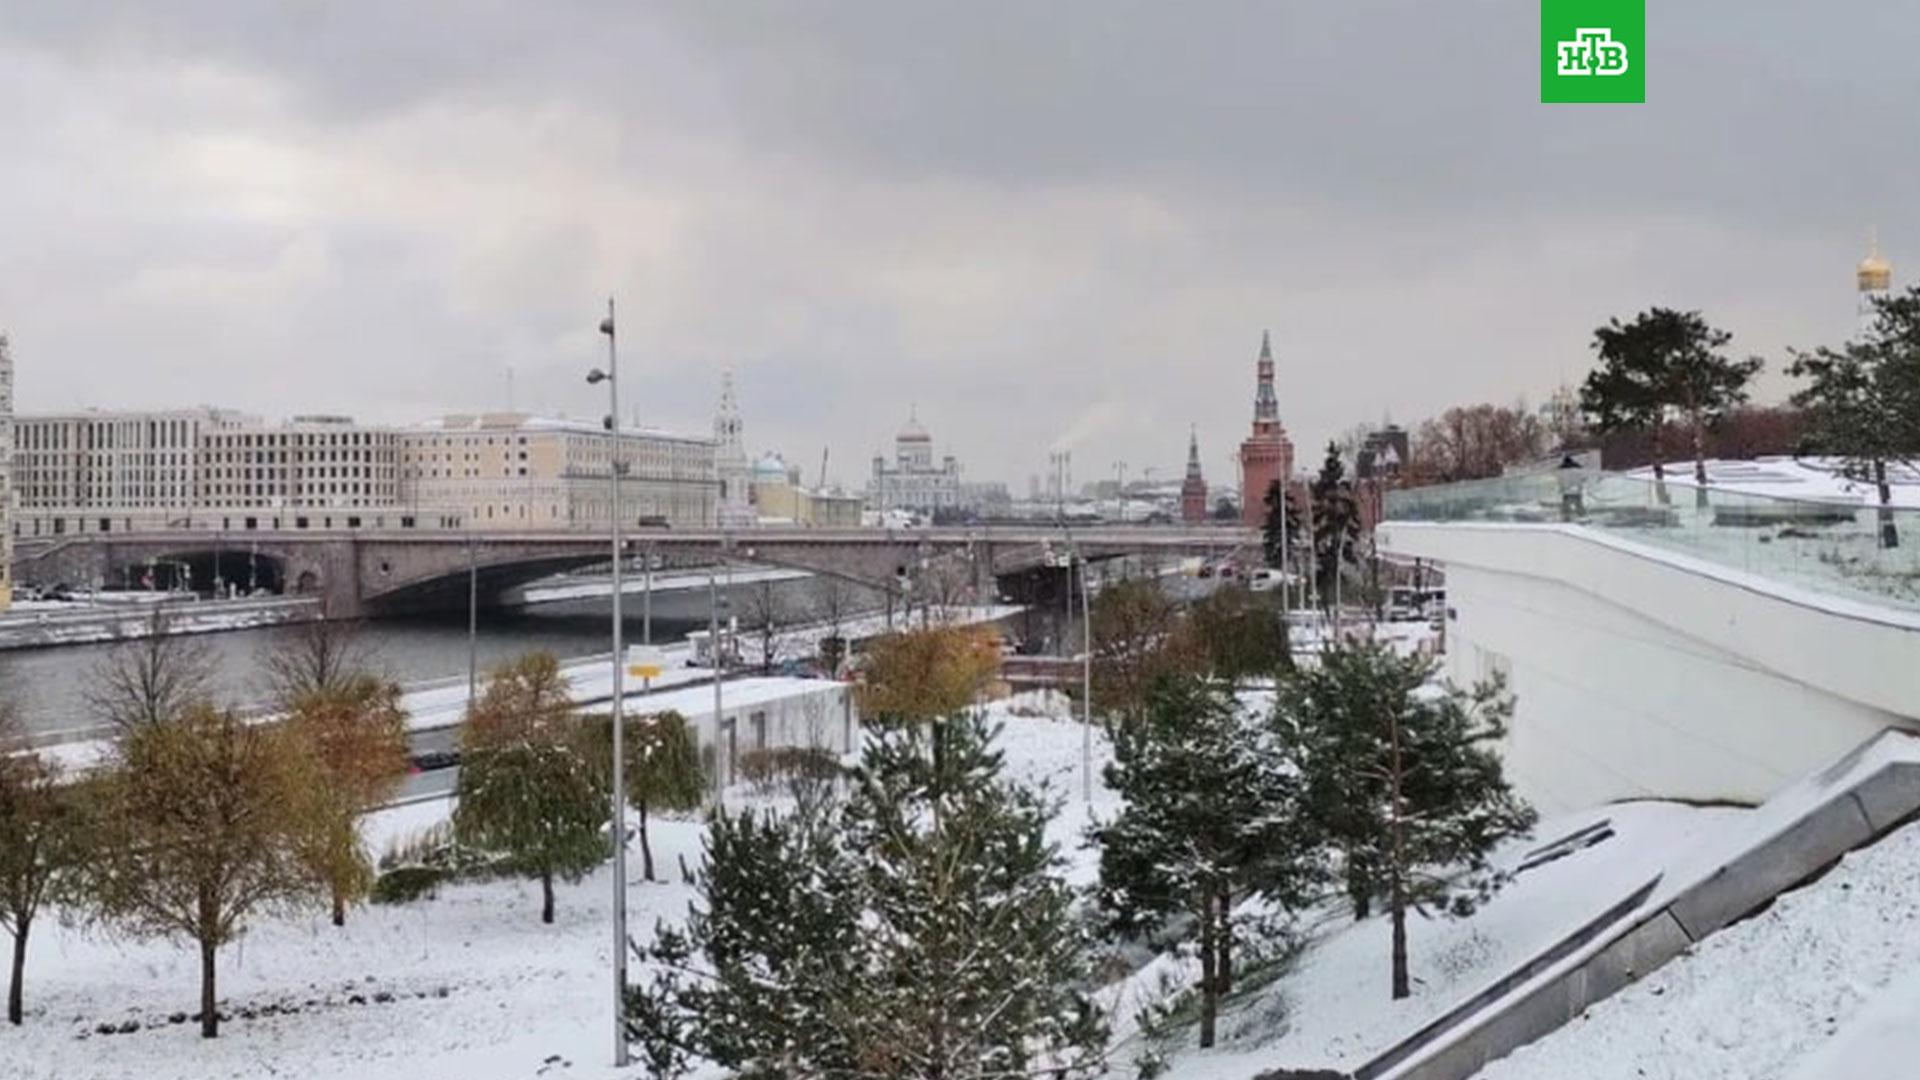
{"left": 1556, "top": 27, "right": 1629, "bottom": 76}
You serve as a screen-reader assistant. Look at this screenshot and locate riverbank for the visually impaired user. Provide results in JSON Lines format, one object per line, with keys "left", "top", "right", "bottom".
{"left": 0, "top": 594, "right": 320, "bottom": 651}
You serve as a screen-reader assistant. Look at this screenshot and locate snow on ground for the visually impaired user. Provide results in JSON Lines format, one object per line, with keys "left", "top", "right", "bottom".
{"left": 1132, "top": 801, "right": 1746, "bottom": 1079}
{"left": 1, "top": 793, "right": 705, "bottom": 1080}
{"left": 1626, "top": 456, "right": 1920, "bottom": 509}
{"left": 1474, "top": 817, "right": 1920, "bottom": 1080}
{"left": 0, "top": 694, "right": 1105, "bottom": 1080}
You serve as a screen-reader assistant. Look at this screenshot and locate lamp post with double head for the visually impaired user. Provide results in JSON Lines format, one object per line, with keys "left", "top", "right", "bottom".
{"left": 588, "top": 300, "right": 629, "bottom": 1069}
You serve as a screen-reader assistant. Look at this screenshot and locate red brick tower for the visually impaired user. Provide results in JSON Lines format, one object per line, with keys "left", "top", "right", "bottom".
{"left": 1180, "top": 425, "right": 1208, "bottom": 523}
{"left": 1238, "top": 330, "right": 1295, "bottom": 526}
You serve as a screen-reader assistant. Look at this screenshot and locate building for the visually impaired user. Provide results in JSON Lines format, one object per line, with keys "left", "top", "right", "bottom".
{"left": 1859, "top": 229, "right": 1892, "bottom": 335}
{"left": 869, "top": 409, "right": 962, "bottom": 513}
{"left": 713, "top": 372, "right": 753, "bottom": 527}
{"left": 1180, "top": 426, "right": 1209, "bottom": 523}
{"left": 0, "top": 335, "right": 11, "bottom": 609}
{"left": 400, "top": 412, "right": 717, "bottom": 531}
{"left": 199, "top": 415, "right": 403, "bottom": 528}
{"left": 12, "top": 405, "right": 257, "bottom": 536}
{"left": 1238, "top": 330, "right": 1296, "bottom": 527}
{"left": 748, "top": 450, "right": 863, "bottom": 527}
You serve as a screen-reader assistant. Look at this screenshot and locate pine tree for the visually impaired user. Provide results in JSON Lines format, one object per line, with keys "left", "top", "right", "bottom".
{"left": 1262, "top": 479, "right": 1305, "bottom": 573}
{"left": 1582, "top": 307, "right": 1759, "bottom": 506}
{"left": 1273, "top": 642, "right": 1535, "bottom": 1000}
{"left": 284, "top": 675, "right": 411, "bottom": 926}
{"left": 1310, "top": 442, "right": 1361, "bottom": 611}
{"left": 1095, "top": 675, "right": 1321, "bottom": 1049}
{"left": 0, "top": 710, "right": 80, "bottom": 1026}
{"left": 454, "top": 652, "right": 609, "bottom": 923}
{"left": 630, "top": 801, "right": 863, "bottom": 1078}
{"left": 631, "top": 714, "right": 1105, "bottom": 1079}
{"left": 1788, "top": 287, "right": 1920, "bottom": 548}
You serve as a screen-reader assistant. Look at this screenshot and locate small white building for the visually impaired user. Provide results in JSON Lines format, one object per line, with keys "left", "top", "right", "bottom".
{"left": 631, "top": 676, "right": 859, "bottom": 782}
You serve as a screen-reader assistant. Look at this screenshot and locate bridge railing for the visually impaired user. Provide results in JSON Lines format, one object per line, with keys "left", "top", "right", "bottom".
{"left": 1384, "top": 468, "right": 1920, "bottom": 614}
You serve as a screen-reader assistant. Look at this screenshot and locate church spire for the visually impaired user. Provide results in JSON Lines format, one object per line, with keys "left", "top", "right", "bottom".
{"left": 1185, "top": 424, "right": 1203, "bottom": 479}
{"left": 1252, "top": 329, "right": 1279, "bottom": 429}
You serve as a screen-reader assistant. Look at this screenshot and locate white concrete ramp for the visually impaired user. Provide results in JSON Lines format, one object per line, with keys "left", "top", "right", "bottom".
{"left": 1254, "top": 729, "right": 1920, "bottom": 1080}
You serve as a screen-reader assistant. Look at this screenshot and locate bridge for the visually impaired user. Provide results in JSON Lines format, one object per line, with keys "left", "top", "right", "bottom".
{"left": 14, "top": 524, "right": 1256, "bottom": 619}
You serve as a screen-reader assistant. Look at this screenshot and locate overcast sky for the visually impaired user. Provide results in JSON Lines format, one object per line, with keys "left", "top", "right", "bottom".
{"left": 2, "top": 2, "right": 1915, "bottom": 490}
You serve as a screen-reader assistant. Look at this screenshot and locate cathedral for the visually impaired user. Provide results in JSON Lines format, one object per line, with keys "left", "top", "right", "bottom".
{"left": 869, "top": 408, "right": 963, "bottom": 513}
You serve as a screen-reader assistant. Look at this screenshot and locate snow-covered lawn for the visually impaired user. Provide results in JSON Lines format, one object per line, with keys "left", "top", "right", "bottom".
{"left": 2, "top": 792, "right": 705, "bottom": 1080}
{"left": 0, "top": 693, "right": 1108, "bottom": 1080}
{"left": 18, "top": 674, "right": 1892, "bottom": 1080}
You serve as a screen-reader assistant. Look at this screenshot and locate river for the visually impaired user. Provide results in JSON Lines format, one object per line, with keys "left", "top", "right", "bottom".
{"left": 0, "top": 574, "right": 883, "bottom": 741}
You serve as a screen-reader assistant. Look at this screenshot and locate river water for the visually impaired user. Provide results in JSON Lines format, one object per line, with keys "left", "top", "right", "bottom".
{"left": 1, "top": 575, "right": 881, "bottom": 740}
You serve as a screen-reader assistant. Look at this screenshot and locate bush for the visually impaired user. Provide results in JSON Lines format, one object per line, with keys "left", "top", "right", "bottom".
{"left": 737, "top": 746, "right": 843, "bottom": 797}
{"left": 370, "top": 822, "right": 506, "bottom": 905}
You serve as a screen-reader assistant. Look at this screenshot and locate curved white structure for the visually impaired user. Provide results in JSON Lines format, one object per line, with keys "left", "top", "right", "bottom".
{"left": 1376, "top": 521, "right": 1920, "bottom": 814}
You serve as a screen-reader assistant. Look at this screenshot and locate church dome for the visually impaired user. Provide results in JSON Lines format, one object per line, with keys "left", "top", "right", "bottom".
{"left": 896, "top": 413, "right": 931, "bottom": 443}
{"left": 752, "top": 452, "right": 788, "bottom": 482}
{"left": 1859, "top": 233, "right": 1893, "bottom": 292}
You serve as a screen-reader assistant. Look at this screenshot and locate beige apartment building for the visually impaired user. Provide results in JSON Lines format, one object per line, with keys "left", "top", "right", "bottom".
{"left": 8, "top": 407, "right": 718, "bottom": 538}
{"left": 399, "top": 413, "right": 717, "bottom": 530}
{"left": 199, "top": 415, "right": 409, "bottom": 530}
{"left": 12, "top": 405, "right": 256, "bottom": 536}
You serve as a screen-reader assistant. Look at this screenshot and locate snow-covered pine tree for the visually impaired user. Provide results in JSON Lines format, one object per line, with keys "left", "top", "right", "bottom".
{"left": 1095, "top": 674, "right": 1322, "bottom": 1049}
{"left": 1309, "top": 441, "right": 1362, "bottom": 611}
{"left": 453, "top": 652, "right": 609, "bottom": 923}
{"left": 841, "top": 714, "right": 1106, "bottom": 1078}
{"left": 629, "top": 713, "right": 1105, "bottom": 1080}
{"left": 1273, "top": 641, "right": 1535, "bottom": 1000}
{"left": 629, "top": 798, "right": 862, "bottom": 1079}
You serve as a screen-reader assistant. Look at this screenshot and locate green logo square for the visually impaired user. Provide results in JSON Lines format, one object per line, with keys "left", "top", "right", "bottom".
{"left": 1542, "top": 0, "right": 1644, "bottom": 103}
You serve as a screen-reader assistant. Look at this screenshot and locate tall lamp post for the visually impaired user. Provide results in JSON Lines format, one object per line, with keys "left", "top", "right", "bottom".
{"left": 588, "top": 300, "right": 629, "bottom": 1069}
{"left": 1059, "top": 524, "right": 1093, "bottom": 803}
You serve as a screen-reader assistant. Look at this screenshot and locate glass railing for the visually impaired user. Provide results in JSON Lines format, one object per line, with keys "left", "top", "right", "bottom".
{"left": 1384, "top": 469, "right": 1920, "bottom": 615}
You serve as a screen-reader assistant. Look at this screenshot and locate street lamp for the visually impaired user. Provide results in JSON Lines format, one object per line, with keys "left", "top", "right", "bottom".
{"left": 589, "top": 299, "right": 630, "bottom": 1070}
{"left": 1059, "top": 525, "right": 1093, "bottom": 804}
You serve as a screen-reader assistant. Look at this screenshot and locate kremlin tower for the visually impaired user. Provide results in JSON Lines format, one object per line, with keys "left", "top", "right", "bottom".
{"left": 1180, "top": 426, "right": 1208, "bottom": 523}
{"left": 1237, "top": 330, "right": 1295, "bottom": 527}
{"left": 1858, "top": 229, "right": 1892, "bottom": 337}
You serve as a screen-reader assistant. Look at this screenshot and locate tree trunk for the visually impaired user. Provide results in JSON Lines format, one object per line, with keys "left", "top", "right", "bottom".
{"left": 1876, "top": 460, "right": 1899, "bottom": 549}
{"left": 7, "top": 920, "right": 27, "bottom": 1025}
{"left": 1388, "top": 711, "right": 1412, "bottom": 1002}
{"left": 1691, "top": 414, "right": 1710, "bottom": 510}
{"left": 541, "top": 869, "right": 555, "bottom": 924}
{"left": 1390, "top": 890, "right": 1410, "bottom": 1001}
{"left": 1197, "top": 899, "right": 1218, "bottom": 1049}
{"left": 199, "top": 938, "right": 218, "bottom": 1038}
{"left": 1650, "top": 422, "right": 1671, "bottom": 505}
{"left": 1217, "top": 888, "right": 1234, "bottom": 996}
{"left": 331, "top": 888, "right": 346, "bottom": 928}
{"left": 639, "top": 801, "right": 656, "bottom": 883}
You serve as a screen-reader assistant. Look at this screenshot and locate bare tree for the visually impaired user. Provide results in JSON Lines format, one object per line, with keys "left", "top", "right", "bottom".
{"left": 259, "top": 617, "right": 371, "bottom": 706}
{"left": 738, "top": 581, "right": 790, "bottom": 674}
{"left": 811, "top": 575, "right": 859, "bottom": 676}
{"left": 86, "top": 608, "right": 218, "bottom": 732}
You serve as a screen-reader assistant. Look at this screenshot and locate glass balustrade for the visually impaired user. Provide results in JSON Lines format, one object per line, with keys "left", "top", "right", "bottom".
{"left": 1385, "top": 470, "right": 1920, "bottom": 614}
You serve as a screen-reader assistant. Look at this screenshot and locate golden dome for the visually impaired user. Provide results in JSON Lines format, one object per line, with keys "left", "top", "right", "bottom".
{"left": 1859, "top": 230, "right": 1892, "bottom": 292}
